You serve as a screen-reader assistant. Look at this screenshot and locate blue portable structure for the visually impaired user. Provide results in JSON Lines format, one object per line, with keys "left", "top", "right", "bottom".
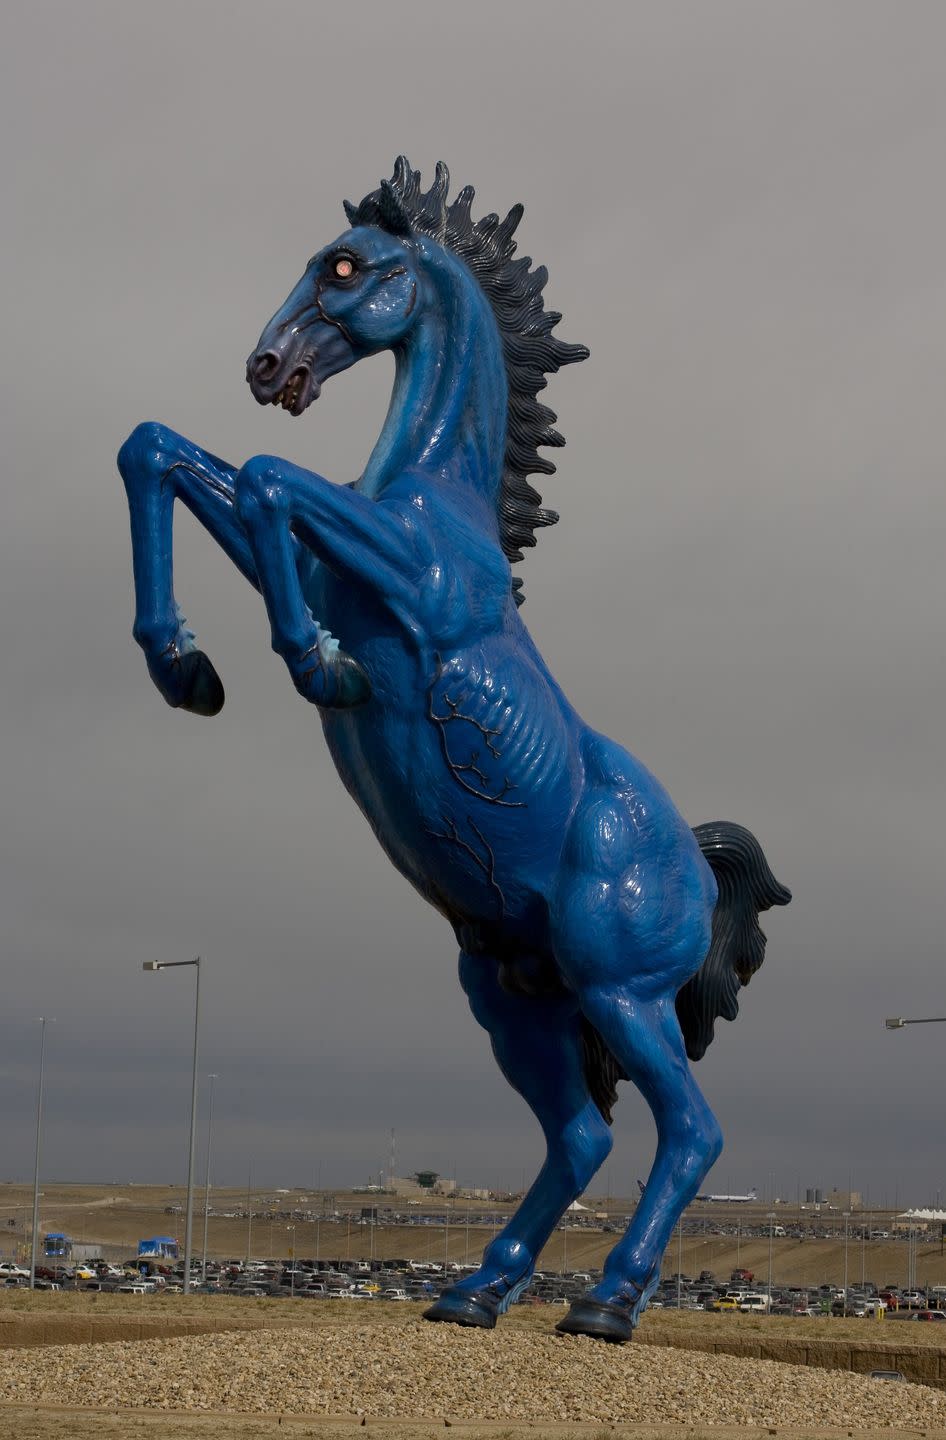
{"left": 137, "top": 1235, "right": 178, "bottom": 1259}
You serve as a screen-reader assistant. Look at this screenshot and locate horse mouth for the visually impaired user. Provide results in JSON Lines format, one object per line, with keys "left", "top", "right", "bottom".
{"left": 272, "top": 369, "right": 320, "bottom": 416}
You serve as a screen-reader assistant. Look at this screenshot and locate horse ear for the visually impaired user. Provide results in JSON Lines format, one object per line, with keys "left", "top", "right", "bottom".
{"left": 343, "top": 199, "right": 359, "bottom": 225}
{"left": 377, "top": 180, "right": 413, "bottom": 238}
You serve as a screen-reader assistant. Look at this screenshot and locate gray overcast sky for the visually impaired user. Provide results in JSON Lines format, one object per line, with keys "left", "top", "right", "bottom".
{"left": 1, "top": 0, "right": 944, "bottom": 1208}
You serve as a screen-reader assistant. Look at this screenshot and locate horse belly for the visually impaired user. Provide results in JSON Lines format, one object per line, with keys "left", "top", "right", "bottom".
{"left": 322, "top": 653, "right": 578, "bottom": 930}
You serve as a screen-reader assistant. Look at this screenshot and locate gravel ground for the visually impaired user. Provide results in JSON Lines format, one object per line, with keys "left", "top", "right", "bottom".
{"left": 1, "top": 1322, "right": 945, "bottom": 1430}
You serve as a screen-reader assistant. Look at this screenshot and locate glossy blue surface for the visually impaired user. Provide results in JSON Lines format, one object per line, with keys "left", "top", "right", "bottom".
{"left": 119, "top": 160, "right": 788, "bottom": 1341}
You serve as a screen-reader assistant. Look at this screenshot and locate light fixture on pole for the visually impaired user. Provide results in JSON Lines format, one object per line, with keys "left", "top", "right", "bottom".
{"left": 143, "top": 958, "right": 201, "bottom": 1294}
{"left": 201, "top": 1072, "right": 218, "bottom": 1282}
{"left": 29, "top": 1017, "right": 53, "bottom": 1291}
{"left": 885, "top": 1016, "right": 946, "bottom": 1029}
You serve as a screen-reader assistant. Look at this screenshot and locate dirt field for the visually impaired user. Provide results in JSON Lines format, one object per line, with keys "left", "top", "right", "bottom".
{"left": 8, "top": 1413, "right": 934, "bottom": 1440}
{"left": 2, "top": 1181, "right": 943, "bottom": 1292}
{"left": 3, "top": 1291, "right": 946, "bottom": 1351}
{"left": 4, "top": 1413, "right": 941, "bottom": 1440}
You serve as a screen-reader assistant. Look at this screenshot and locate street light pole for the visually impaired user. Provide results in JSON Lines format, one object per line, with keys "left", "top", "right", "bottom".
{"left": 143, "top": 957, "right": 201, "bottom": 1294}
{"left": 843, "top": 1212, "right": 850, "bottom": 1316}
{"left": 676, "top": 1218, "right": 683, "bottom": 1310}
{"left": 201, "top": 1073, "right": 218, "bottom": 1282}
{"left": 885, "top": 1016, "right": 946, "bottom": 1297}
{"left": 767, "top": 1212, "right": 776, "bottom": 1300}
{"left": 245, "top": 1169, "right": 253, "bottom": 1266}
{"left": 29, "top": 1017, "right": 52, "bottom": 1291}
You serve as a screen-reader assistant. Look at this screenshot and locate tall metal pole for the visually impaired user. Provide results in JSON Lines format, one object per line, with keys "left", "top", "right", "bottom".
{"left": 843, "top": 1212, "right": 850, "bottom": 1315}
{"left": 142, "top": 957, "right": 200, "bottom": 1295}
{"left": 676, "top": 1219, "right": 683, "bottom": 1309}
{"left": 861, "top": 1223, "right": 866, "bottom": 1286}
{"left": 29, "top": 1018, "right": 49, "bottom": 1290}
{"left": 246, "top": 1169, "right": 253, "bottom": 1265}
{"left": 183, "top": 958, "right": 201, "bottom": 1294}
{"left": 201, "top": 1072, "right": 218, "bottom": 1281}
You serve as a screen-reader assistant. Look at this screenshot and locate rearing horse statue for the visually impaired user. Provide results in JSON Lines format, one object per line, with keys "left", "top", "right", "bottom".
{"left": 119, "top": 158, "right": 789, "bottom": 1343}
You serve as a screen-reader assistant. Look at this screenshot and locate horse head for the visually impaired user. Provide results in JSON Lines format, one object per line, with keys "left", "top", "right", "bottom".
{"left": 247, "top": 158, "right": 589, "bottom": 602}
{"left": 246, "top": 214, "right": 425, "bottom": 416}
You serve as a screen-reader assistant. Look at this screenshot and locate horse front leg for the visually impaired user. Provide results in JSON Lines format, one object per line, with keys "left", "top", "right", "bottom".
{"left": 118, "top": 421, "right": 260, "bottom": 715}
{"left": 233, "top": 453, "right": 424, "bottom": 709}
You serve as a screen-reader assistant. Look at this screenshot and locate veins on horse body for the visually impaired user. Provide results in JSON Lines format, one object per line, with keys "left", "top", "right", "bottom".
{"left": 427, "top": 653, "right": 526, "bottom": 809}
{"left": 427, "top": 815, "right": 506, "bottom": 919}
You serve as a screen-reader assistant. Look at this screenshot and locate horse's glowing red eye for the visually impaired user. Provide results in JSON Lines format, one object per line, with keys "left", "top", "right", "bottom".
{"left": 334, "top": 258, "right": 354, "bottom": 279}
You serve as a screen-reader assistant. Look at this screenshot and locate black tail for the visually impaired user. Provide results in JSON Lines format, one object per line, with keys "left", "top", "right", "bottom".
{"left": 676, "top": 821, "right": 791, "bottom": 1062}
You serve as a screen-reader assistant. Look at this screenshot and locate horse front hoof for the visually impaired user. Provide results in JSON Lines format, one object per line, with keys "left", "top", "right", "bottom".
{"left": 173, "top": 650, "right": 225, "bottom": 716}
{"left": 422, "top": 1290, "right": 497, "bottom": 1329}
{"left": 555, "top": 1297, "right": 634, "bottom": 1343}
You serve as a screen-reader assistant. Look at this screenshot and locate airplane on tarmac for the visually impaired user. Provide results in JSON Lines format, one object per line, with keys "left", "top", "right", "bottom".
{"left": 637, "top": 1179, "right": 759, "bottom": 1204}
{"left": 694, "top": 1188, "right": 759, "bottom": 1203}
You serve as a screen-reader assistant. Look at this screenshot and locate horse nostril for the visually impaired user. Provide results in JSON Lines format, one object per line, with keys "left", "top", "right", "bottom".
{"left": 251, "top": 351, "right": 280, "bottom": 384}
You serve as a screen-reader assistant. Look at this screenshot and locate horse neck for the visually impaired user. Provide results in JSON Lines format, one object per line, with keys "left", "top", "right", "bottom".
{"left": 359, "top": 256, "right": 507, "bottom": 525}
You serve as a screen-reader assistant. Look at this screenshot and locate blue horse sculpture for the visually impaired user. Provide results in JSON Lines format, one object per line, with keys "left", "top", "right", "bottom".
{"left": 119, "top": 158, "right": 789, "bottom": 1342}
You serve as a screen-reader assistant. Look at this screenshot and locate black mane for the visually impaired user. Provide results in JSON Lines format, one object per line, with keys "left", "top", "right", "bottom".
{"left": 345, "top": 157, "right": 589, "bottom": 604}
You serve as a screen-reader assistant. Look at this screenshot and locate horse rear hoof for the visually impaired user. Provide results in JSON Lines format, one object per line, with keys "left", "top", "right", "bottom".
{"left": 555, "top": 1297, "right": 634, "bottom": 1343}
{"left": 423, "top": 1292, "right": 497, "bottom": 1329}
{"left": 175, "top": 650, "right": 225, "bottom": 716}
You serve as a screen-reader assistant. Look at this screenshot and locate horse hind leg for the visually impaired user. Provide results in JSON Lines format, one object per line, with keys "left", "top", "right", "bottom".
{"left": 545, "top": 765, "right": 723, "bottom": 1341}
{"left": 557, "top": 985, "right": 722, "bottom": 1342}
{"left": 423, "top": 951, "right": 613, "bottom": 1330}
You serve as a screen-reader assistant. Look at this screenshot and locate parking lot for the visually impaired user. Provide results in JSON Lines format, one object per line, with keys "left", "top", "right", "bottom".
{"left": 7, "top": 1247, "right": 946, "bottom": 1324}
